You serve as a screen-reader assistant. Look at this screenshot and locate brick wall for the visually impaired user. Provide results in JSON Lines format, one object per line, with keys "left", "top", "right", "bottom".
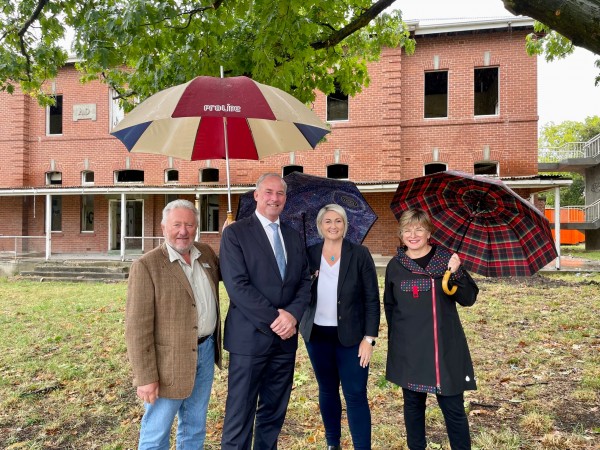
{"left": 0, "top": 26, "right": 539, "bottom": 257}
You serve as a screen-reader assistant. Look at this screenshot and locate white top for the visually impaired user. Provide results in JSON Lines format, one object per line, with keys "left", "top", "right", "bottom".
{"left": 255, "top": 211, "right": 287, "bottom": 262}
{"left": 166, "top": 243, "right": 217, "bottom": 338}
{"left": 314, "top": 255, "right": 340, "bottom": 326}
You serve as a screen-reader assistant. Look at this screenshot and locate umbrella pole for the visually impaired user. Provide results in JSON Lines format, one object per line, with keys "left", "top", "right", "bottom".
{"left": 220, "top": 66, "right": 234, "bottom": 223}
{"left": 223, "top": 116, "right": 233, "bottom": 222}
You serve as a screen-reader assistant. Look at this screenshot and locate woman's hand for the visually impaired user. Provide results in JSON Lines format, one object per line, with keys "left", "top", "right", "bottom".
{"left": 448, "top": 253, "right": 461, "bottom": 273}
{"left": 358, "top": 338, "right": 374, "bottom": 368}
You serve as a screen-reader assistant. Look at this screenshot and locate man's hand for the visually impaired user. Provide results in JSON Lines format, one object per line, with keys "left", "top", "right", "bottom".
{"left": 137, "top": 382, "right": 159, "bottom": 404}
{"left": 270, "top": 309, "right": 297, "bottom": 340}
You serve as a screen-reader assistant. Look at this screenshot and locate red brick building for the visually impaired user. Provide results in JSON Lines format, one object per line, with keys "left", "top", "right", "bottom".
{"left": 0, "top": 17, "right": 560, "bottom": 260}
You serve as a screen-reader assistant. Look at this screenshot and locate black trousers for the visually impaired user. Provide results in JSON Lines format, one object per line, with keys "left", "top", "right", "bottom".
{"left": 220, "top": 341, "right": 296, "bottom": 450}
{"left": 402, "top": 388, "right": 471, "bottom": 450}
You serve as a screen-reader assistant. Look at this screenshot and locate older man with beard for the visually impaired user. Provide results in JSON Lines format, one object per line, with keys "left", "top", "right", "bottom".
{"left": 125, "top": 199, "right": 221, "bottom": 449}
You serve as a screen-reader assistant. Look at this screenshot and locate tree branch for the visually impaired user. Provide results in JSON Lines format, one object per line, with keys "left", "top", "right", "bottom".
{"left": 16, "top": 0, "right": 50, "bottom": 82}
{"left": 141, "top": 0, "right": 225, "bottom": 30}
{"left": 502, "top": 0, "right": 600, "bottom": 54}
{"left": 311, "top": 0, "right": 397, "bottom": 50}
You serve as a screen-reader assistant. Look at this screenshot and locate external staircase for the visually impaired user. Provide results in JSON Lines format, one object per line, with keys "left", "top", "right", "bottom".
{"left": 539, "top": 133, "right": 600, "bottom": 232}
{"left": 19, "top": 260, "right": 130, "bottom": 283}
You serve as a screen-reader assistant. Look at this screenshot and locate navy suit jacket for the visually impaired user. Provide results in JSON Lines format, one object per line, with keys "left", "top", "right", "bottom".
{"left": 220, "top": 213, "right": 312, "bottom": 355}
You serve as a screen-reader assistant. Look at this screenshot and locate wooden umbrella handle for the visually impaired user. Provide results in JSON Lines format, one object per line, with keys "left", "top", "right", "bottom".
{"left": 442, "top": 270, "right": 457, "bottom": 295}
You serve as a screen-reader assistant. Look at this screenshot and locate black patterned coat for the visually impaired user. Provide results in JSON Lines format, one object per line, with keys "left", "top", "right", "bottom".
{"left": 384, "top": 245, "right": 479, "bottom": 396}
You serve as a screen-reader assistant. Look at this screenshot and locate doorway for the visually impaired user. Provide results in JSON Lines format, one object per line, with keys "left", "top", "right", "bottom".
{"left": 109, "top": 199, "right": 144, "bottom": 251}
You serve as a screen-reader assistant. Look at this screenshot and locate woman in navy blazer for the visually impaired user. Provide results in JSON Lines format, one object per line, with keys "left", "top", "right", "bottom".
{"left": 299, "top": 204, "right": 380, "bottom": 450}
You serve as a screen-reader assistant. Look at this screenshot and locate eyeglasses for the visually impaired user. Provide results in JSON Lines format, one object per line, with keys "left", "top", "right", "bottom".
{"left": 401, "top": 227, "right": 427, "bottom": 236}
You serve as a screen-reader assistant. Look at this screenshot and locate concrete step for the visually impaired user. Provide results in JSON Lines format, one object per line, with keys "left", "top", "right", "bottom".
{"left": 25, "top": 265, "right": 129, "bottom": 274}
{"left": 20, "top": 270, "right": 128, "bottom": 280}
{"left": 19, "top": 260, "right": 130, "bottom": 283}
{"left": 18, "top": 275, "right": 127, "bottom": 283}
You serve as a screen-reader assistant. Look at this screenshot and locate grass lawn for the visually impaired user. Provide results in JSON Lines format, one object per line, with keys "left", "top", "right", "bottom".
{"left": 561, "top": 245, "right": 600, "bottom": 261}
{"left": 0, "top": 272, "right": 599, "bottom": 449}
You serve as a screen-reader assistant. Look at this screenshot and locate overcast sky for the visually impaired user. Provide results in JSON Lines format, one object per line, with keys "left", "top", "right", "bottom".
{"left": 395, "top": 0, "right": 600, "bottom": 129}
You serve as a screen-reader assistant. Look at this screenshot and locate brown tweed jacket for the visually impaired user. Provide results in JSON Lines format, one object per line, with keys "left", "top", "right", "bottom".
{"left": 125, "top": 242, "right": 222, "bottom": 399}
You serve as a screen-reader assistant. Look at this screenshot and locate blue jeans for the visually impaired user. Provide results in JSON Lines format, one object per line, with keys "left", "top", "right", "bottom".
{"left": 305, "top": 325, "right": 371, "bottom": 450}
{"left": 138, "top": 336, "right": 215, "bottom": 450}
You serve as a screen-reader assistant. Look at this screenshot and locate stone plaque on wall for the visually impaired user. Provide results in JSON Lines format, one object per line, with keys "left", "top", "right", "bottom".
{"left": 73, "top": 104, "right": 97, "bottom": 121}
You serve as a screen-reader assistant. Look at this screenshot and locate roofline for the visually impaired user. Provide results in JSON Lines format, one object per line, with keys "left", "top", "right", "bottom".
{"left": 0, "top": 177, "right": 572, "bottom": 197}
{"left": 406, "top": 16, "right": 535, "bottom": 35}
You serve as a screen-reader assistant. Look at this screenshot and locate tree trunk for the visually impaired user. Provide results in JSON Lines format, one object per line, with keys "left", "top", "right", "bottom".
{"left": 502, "top": 0, "right": 600, "bottom": 54}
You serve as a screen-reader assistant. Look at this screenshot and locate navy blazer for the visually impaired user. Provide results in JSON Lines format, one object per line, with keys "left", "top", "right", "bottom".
{"left": 300, "top": 239, "right": 380, "bottom": 347}
{"left": 220, "top": 214, "right": 312, "bottom": 355}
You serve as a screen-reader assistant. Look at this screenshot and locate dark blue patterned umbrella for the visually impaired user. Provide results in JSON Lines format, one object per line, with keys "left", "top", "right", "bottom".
{"left": 236, "top": 172, "right": 377, "bottom": 248}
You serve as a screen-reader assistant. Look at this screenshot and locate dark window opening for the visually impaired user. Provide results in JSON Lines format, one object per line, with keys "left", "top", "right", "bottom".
{"left": 165, "top": 169, "right": 179, "bottom": 182}
{"left": 199, "top": 194, "right": 219, "bottom": 232}
{"left": 424, "top": 163, "right": 447, "bottom": 175}
{"left": 81, "top": 195, "right": 94, "bottom": 232}
{"left": 51, "top": 196, "right": 62, "bottom": 232}
{"left": 327, "top": 83, "right": 349, "bottom": 121}
{"left": 201, "top": 168, "right": 219, "bottom": 183}
{"left": 48, "top": 95, "right": 63, "bottom": 135}
{"left": 46, "top": 171, "right": 62, "bottom": 185}
{"left": 327, "top": 164, "right": 349, "bottom": 179}
{"left": 282, "top": 165, "right": 303, "bottom": 176}
{"left": 115, "top": 170, "right": 144, "bottom": 183}
{"left": 474, "top": 162, "right": 499, "bottom": 175}
{"left": 474, "top": 67, "right": 499, "bottom": 116}
{"left": 424, "top": 71, "right": 448, "bottom": 118}
{"left": 82, "top": 171, "right": 94, "bottom": 184}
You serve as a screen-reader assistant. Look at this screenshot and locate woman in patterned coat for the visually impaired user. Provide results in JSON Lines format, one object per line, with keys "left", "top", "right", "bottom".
{"left": 384, "top": 208, "right": 479, "bottom": 450}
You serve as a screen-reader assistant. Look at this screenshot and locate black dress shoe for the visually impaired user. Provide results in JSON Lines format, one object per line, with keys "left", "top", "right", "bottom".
{"left": 327, "top": 446, "right": 341, "bottom": 450}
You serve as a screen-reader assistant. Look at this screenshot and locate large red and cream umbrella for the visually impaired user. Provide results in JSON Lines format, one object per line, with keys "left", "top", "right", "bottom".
{"left": 111, "top": 76, "right": 330, "bottom": 219}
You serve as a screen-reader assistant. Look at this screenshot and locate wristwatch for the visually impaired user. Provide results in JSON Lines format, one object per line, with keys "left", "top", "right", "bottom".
{"left": 364, "top": 336, "right": 376, "bottom": 346}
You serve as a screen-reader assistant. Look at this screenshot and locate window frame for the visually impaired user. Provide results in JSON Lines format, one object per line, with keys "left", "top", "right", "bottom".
{"left": 474, "top": 67, "right": 500, "bottom": 117}
{"left": 423, "top": 162, "right": 448, "bottom": 175}
{"left": 199, "top": 194, "right": 220, "bottom": 232}
{"left": 474, "top": 161, "right": 500, "bottom": 176}
{"left": 108, "top": 88, "right": 125, "bottom": 131}
{"left": 424, "top": 70, "right": 449, "bottom": 119}
{"left": 45, "top": 171, "right": 62, "bottom": 185}
{"left": 81, "top": 195, "right": 94, "bottom": 233}
{"left": 46, "top": 95, "right": 63, "bottom": 135}
{"left": 326, "top": 163, "right": 349, "bottom": 180}
{"left": 114, "top": 169, "right": 144, "bottom": 184}
{"left": 326, "top": 83, "right": 349, "bottom": 122}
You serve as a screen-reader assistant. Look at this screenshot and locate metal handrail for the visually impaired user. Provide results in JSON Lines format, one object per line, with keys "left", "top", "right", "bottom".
{"left": 547, "top": 200, "right": 600, "bottom": 223}
{"left": 538, "top": 133, "right": 600, "bottom": 162}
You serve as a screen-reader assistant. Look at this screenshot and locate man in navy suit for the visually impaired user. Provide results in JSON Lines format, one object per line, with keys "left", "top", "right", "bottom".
{"left": 220, "top": 173, "right": 312, "bottom": 450}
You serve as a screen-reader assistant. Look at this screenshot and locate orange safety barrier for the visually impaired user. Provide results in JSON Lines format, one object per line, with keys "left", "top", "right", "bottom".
{"left": 544, "top": 208, "right": 586, "bottom": 245}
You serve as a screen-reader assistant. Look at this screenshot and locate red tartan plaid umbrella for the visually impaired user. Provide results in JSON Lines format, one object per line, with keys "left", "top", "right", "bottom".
{"left": 390, "top": 170, "right": 558, "bottom": 278}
